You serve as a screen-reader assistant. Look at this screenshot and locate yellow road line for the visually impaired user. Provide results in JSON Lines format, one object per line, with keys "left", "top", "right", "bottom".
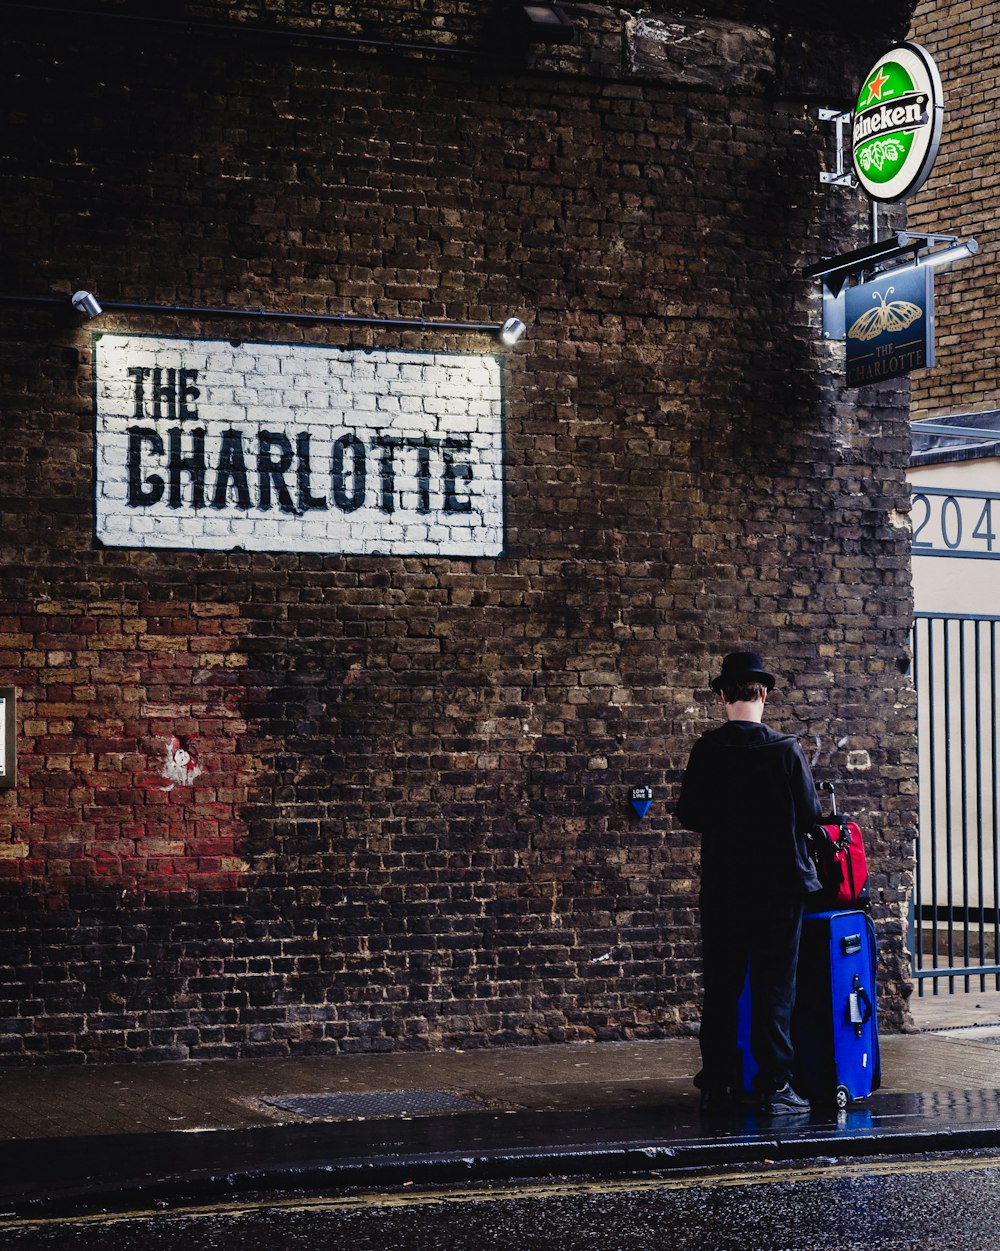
{"left": 4, "top": 1152, "right": 1000, "bottom": 1231}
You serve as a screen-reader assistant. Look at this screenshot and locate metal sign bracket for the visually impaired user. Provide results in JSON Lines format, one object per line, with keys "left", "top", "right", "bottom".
{"left": 818, "top": 107, "right": 857, "bottom": 189}
{"left": 805, "top": 232, "right": 978, "bottom": 342}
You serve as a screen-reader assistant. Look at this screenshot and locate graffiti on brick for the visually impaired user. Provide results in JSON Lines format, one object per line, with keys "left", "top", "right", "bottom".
{"left": 94, "top": 334, "right": 506, "bottom": 557}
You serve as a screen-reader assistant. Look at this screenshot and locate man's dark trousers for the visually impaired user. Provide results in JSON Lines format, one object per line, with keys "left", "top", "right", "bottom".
{"left": 697, "top": 892, "right": 804, "bottom": 1095}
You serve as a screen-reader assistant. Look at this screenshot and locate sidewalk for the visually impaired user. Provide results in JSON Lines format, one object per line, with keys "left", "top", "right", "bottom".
{"left": 2, "top": 990, "right": 1000, "bottom": 1216}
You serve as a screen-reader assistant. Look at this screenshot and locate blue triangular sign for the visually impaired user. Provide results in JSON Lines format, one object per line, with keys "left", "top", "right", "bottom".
{"left": 630, "top": 798, "right": 653, "bottom": 819}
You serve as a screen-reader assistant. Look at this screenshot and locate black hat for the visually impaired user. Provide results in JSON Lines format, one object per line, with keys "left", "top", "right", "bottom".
{"left": 709, "top": 651, "right": 776, "bottom": 693}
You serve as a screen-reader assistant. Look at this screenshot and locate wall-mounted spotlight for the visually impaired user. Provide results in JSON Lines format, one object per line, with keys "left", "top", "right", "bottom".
{"left": 486, "top": 2, "right": 575, "bottom": 68}
{"left": 512, "top": 4, "right": 575, "bottom": 44}
{"left": 898, "top": 235, "right": 980, "bottom": 270}
{"left": 71, "top": 290, "right": 102, "bottom": 319}
{"left": 499, "top": 317, "right": 527, "bottom": 345}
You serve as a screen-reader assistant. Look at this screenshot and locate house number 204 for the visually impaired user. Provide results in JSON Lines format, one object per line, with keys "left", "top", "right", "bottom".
{"left": 911, "top": 487, "right": 1000, "bottom": 559}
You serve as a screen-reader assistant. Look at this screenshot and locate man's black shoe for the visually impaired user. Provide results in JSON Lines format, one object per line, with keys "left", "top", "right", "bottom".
{"left": 761, "top": 1083, "right": 811, "bottom": 1115}
{"left": 698, "top": 1087, "right": 735, "bottom": 1115}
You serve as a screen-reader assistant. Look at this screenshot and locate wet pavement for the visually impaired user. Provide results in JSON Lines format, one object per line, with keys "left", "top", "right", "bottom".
{"left": 1, "top": 989, "right": 999, "bottom": 1216}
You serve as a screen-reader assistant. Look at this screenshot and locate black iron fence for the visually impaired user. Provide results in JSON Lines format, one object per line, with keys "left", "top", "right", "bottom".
{"left": 912, "top": 612, "right": 1000, "bottom": 994}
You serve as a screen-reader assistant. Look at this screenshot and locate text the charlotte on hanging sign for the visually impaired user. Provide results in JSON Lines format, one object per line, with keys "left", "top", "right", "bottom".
{"left": 94, "top": 334, "right": 505, "bottom": 557}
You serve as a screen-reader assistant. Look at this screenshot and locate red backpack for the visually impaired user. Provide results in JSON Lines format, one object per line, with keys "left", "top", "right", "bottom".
{"left": 806, "top": 785, "right": 870, "bottom": 911}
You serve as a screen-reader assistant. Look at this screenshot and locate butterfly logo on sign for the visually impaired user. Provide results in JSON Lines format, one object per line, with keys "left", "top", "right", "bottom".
{"left": 847, "top": 287, "right": 924, "bottom": 342}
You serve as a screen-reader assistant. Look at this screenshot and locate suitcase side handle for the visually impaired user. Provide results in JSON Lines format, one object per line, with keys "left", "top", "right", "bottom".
{"left": 849, "top": 973, "right": 873, "bottom": 1038}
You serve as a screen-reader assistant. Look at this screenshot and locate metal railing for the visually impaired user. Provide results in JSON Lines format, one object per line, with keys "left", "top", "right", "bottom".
{"left": 912, "top": 612, "right": 1000, "bottom": 994}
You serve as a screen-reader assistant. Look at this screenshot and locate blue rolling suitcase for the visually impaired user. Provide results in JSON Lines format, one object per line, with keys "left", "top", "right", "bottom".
{"left": 737, "top": 909, "right": 880, "bottom": 1108}
{"left": 794, "top": 910, "right": 880, "bottom": 1108}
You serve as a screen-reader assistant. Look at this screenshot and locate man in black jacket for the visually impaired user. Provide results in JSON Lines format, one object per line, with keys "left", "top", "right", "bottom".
{"left": 676, "top": 651, "right": 823, "bottom": 1116}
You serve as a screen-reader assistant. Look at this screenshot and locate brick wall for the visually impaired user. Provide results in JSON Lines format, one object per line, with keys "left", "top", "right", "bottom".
{"left": 908, "top": 0, "right": 997, "bottom": 417}
{"left": 0, "top": 1, "right": 918, "bottom": 1062}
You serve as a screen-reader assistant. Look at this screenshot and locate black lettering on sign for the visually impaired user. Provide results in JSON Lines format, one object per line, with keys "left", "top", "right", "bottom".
{"left": 127, "top": 368, "right": 151, "bottom": 420}
{"left": 168, "top": 426, "right": 206, "bottom": 509}
{"left": 296, "top": 432, "right": 327, "bottom": 512}
{"left": 444, "top": 437, "right": 473, "bottom": 513}
{"left": 416, "top": 445, "right": 432, "bottom": 514}
{"left": 211, "top": 429, "right": 252, "bottom": 509}
{"left": 152, "top": 368, "right": 176, "bottom": 420}
{"left": 332, "top": 434, "right": 366, "bottom": 512}
{"left": 127, "top": 426, "right": 165, "bottom": 505}
{"left": 376, "top": 435, "right": 401, "bottom": 514}
{"left": 127, "top": 365, "right": 200, "bottom": 421}
{"left": 123, "top": 423, "right": 479, "bottom": 519}
{"left": 257, "top": 431, "right": 296, "bottom": 513}
{"left": 370, "top": 434, "right": 475, "bottom": 515}
{"left": 179, "top": 369, "right": 200, "bottom": 420}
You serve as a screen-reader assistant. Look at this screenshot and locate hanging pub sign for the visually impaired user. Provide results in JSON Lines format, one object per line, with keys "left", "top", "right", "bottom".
{"left": 845, "top": 264, "right": 934, "bottom": 387}
{"left": 851, "top": 42, "right": 943, "bottom": 203}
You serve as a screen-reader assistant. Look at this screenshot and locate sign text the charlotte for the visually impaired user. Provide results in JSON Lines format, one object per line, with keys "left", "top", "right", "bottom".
{"left": 95, "top": 337, "right": 505, "bottom": 557}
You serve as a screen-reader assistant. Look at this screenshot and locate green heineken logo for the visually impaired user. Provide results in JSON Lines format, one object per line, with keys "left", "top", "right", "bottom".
{"left": 851, "top": 43, "right": 943, "bottom": 203}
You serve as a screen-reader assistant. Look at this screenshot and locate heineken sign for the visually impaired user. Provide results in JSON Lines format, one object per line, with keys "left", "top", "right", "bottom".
{"left": 852, "top": 42, "right": 943, "bottom": 203}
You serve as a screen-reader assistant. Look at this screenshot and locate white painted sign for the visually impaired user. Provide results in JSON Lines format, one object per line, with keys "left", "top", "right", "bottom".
{"left": 94, "top": 334, "right": 506, "bottom": 557}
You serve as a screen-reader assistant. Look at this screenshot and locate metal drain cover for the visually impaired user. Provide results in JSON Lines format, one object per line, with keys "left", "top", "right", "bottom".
{"left": 262, "top": 1089, "right": 482, "bottom": 1119}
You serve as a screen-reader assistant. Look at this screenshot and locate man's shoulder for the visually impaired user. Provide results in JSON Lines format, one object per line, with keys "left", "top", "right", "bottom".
{"left": 758, "top": 725, "right": 809, "bottom": 758}
{"left": 698, "top": 722, "right": 798, "bottom": 745}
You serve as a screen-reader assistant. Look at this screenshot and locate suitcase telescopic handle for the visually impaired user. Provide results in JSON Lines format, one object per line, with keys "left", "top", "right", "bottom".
{"left": 819, "top": 779, "right": 838, "bottom": 817}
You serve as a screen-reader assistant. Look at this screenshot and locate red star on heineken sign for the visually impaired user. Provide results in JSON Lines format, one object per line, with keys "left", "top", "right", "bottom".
{"left": 866, "top": 66, "right": 891, "bottom": 102}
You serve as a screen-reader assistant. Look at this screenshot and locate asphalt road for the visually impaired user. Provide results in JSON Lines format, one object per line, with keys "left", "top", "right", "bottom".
{"left": 6, "top": 1150, "right": 1000, "bottom": 1250}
